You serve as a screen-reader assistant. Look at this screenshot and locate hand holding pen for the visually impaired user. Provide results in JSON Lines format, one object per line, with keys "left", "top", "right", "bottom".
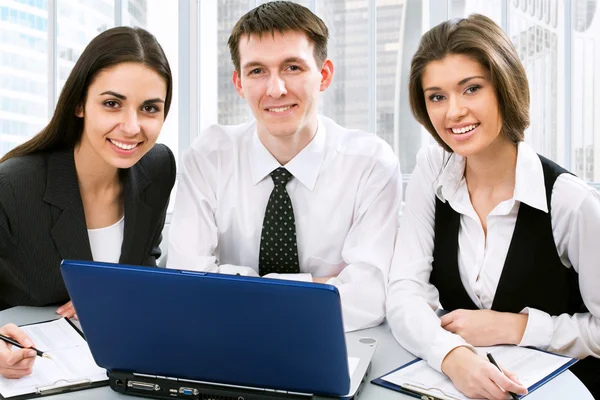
{"left": 486, "top": 352, "right": 521, "bottom": 400}
{"left": 0, "top": 323, "right": 50, "bottom": 379}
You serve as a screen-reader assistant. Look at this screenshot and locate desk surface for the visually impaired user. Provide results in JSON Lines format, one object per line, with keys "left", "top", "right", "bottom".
{"left": 0, "top": 306, "right": 593, "bottom": 400}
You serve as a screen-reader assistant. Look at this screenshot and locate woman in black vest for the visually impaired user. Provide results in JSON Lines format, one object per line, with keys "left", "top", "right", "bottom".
{"left": 0, "top": 27, "right": 175, "bottom": 378}
{"left": 387, "top": 14, "right": 600, "bottom": 399}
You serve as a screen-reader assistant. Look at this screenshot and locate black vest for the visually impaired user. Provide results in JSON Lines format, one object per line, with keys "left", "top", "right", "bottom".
{"left": 431, "top": 155, "right": 599, "bottom": 395}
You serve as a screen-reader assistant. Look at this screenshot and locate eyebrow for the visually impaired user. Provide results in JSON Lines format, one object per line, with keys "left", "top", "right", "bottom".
{"left": 423, "top": 75, "right": 485, "bottom": 92}
{"left": 241, "top": 57, "right": 310, "bottom": 71}
{"left": 99, "top": 91, "right": 165, "bottom": 103}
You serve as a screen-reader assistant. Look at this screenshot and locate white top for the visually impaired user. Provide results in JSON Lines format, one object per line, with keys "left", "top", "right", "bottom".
{"left": 168, "top": 115, "right": 402, "bottom": 332}
{"left": 387, "top": 142, "right": 600, "bottom": 373}
{"left": 87, "top": 216, "right": 124, "bottom": 263}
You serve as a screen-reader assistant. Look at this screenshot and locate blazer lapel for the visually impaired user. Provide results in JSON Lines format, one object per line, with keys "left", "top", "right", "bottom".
{"left": 119, "top": 163, "right": 153, "bottom": 264}
{"left": 43, "top": 149, "right": 93, "bottom": 261}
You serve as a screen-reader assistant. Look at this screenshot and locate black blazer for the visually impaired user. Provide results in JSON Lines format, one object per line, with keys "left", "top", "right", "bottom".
{"left": 0, "top": 144, "right": 176, "bottom": 310}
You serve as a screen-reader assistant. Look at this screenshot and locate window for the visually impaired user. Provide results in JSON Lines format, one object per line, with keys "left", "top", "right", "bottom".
{"left": 0, "top": 0, "right": 48, "bottom": 154}
{"left": 136, "top": 1, "right": 179, "bottom": 164}
{"left": 2, "top": 0, "right": 600, "bottom": 194}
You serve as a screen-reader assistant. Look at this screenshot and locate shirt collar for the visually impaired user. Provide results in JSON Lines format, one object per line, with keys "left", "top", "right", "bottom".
{"left": 513, "top": 141, "right": 548, "bottom": 212}
{"left": 435, "top": 141, "right": 548, "bottom": 213}
{"left": 250, "top": 117, "right": 326, "bottom": 191}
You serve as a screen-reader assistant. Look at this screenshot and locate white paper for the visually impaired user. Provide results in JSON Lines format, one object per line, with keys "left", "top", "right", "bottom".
{"left": 0, "top": 318, "right": 107, "bottom": 398}
{"left": 381, "top": 345, "right": 574, "bottom": 400}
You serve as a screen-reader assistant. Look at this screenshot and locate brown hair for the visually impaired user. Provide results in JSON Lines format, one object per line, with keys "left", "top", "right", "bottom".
{"left": 227, "top": 1, "right": 329, "bottom": 72}
{"left": 1, "top": 26, "right": 172, "bottom": 163}
{"left": 408, "top": 14, "right": 529, "bottom": 152}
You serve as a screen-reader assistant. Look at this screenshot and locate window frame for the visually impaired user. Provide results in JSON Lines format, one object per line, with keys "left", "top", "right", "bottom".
{"left": 32, "top": 0, "right": 600, "bottom": 210}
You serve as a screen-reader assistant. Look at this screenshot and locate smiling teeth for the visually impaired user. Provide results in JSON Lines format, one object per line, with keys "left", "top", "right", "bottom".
{"left": 109, "top": 139, "right": 138, "bottom": 150}
{"left": 268, "top": 106, "right": 292, "bottom": 113}
{"left": 452, "top": 124, "right": 479, "bottom": 134}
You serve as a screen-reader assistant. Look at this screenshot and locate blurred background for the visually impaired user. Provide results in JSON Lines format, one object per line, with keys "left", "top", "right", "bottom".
{"left": 1, "top": 0, "right": 598, "bottom": 198}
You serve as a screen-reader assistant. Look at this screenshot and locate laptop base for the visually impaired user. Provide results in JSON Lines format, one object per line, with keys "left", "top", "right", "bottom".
{"left": 109, "top": 371, "right": 314, "bottom": 400}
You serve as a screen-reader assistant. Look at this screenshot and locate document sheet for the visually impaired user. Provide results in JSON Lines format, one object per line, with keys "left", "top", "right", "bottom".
{"left": 0, "top": 318, "right": 107, "bottom": 398}
{"left": 381, "top": 345, "right": 574, "bottom": 400}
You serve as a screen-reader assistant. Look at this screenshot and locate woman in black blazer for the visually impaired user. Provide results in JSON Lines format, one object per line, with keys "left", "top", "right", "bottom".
{"left": 0, "top": 26, "right": 175, "bottom": 378}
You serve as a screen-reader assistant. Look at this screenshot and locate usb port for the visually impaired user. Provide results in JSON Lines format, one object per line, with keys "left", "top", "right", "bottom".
{"left": 127, "top": 381, "right": 159, "bottom": 391}
{"left": 179, "top": 387, "right": 198, "bottom": 395}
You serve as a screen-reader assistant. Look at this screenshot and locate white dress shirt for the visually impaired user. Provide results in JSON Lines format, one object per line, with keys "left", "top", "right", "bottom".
{"left": 387, "top": 142, "right": 600, "bottom": 372}
{"left": 87, "top": 216, "right": 124, "bottom": 263}
{"left": 168, "top": 115, "right": 402, "bottom": 332}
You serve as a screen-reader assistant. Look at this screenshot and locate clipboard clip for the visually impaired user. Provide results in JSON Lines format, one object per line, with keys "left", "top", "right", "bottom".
{"left": 402, "top": 383, "right": 464, "bottom": 400}
{"left": 35, "top": 378, "right": 93, "bottom": 395}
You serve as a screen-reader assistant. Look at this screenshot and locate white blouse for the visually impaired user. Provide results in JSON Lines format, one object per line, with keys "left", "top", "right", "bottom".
{"left": 387, "top": 142, "right": 600, "bottom": 373}
{"left": 87, "top": 216, "right": 124, "bottom": 263}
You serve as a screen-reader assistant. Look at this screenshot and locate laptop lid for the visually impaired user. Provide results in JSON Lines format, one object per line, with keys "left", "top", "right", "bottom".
{"left": 60, "top": 260, "right": 355, "bottom": 397}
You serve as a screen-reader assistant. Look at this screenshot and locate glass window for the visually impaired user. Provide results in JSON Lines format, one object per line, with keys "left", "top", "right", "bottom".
{"left": 450, "top": 0, "right": 503, "bottom": 22}
{"left": 139, "top": 1, "right": 180, "bottom": 164}
{"left": 217, "top": 0, "right": 253, "bottom": 125}
{"left": 56, "top": 0, "right": 114, "bottom": 95}
{"left": 0, "top": 1, "right": 48, "bottom": 157}
{"left": 377, "top": 0, "right": 423, "bottom": 175}
{"left": 508, "top": 0, "right": 563, "bottom": 163}
{"left": 571, "top": 0, "right": 598, "bottom": 182}
{"left": 316, "top": 0, "right": 370, "bottom": 132}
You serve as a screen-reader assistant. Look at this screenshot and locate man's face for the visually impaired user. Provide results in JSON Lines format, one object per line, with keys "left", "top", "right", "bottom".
{"left": 233, "top": 31, "right": 333, "bottom": 143}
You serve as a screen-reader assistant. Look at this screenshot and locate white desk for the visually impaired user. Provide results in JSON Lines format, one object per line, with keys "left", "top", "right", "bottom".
{"left": 0, "top": 306, "right": 593, "bottom": 399}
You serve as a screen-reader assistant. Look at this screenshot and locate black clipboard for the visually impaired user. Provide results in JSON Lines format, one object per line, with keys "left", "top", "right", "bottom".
{"left": 0, "top": 317, "right": 108, "bottom": 399}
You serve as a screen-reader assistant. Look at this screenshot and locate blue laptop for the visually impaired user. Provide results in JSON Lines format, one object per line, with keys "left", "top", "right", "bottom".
{"left": 60, "top": 260, "right": 377, "bottom": 400}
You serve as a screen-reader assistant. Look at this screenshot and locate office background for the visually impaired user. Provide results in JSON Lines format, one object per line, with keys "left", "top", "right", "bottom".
{"left": 1, "top": 0, "right": 598, "bottom": 207}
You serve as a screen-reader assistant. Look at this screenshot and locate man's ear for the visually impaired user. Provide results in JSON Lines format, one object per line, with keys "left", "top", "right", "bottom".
{"left": 232, "top": 70, "right": 245, "bottom": 99}
{"left": 319, "top": 59, "right": 334, "bottom": 92}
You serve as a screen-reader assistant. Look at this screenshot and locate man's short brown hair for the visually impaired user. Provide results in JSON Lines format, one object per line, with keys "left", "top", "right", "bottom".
{"left": 227, "top": 1, "right": 329, "bottom": 72}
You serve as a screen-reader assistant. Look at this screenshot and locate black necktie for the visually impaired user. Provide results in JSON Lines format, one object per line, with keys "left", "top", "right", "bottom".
{"left": 258, "top": 167, "right": 300, "bottom": 276}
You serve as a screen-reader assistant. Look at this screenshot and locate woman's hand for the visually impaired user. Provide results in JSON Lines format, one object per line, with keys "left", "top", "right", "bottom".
{"left": 442, "top": 347, "right": 527, "bottom": 400}
{"left": 440, "top": 309, "right": 528, "bottom": 346}
{"left": 0, "top": 324, "right": 37, "bottom": 379}
{"left": 56, "top": 301, "right": 78, "bottom": 319}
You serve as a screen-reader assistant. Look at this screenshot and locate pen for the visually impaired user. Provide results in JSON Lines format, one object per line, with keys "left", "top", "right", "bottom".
{"left": 0, "top": 334, "right": 52, "bottom": 359}
{"left": 486, "top": 352, "right": 519, "bottom": 400}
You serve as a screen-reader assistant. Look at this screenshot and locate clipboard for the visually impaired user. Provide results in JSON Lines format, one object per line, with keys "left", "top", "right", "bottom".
{"left": 371, "top": 359, "right": 463, "bottom": 400}
{"left": 0, "top": 318, "right": 108, "bottom": 399}
{"left": 371, "top": 347, "right": 579, "bottom": 400}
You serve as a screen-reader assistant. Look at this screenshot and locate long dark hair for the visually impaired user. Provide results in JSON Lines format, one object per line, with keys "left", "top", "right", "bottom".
{"left": 0, "top": 26, "right": 172, "bottom": 163}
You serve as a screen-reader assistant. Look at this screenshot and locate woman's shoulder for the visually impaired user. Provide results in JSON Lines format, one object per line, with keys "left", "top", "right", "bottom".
{"left": 414, "top": 143, "right": 454, "bottom": 179}
{"left": 135, "top": 143, "right": 176, "bottom": 186}
{"left": 0, "top": 153, "right": 47, "bottom": 179}
{"left": 552, "top": 172, "right": 599, "bottom": 213}
{"left": 0, "top": 153, "right": 48, "bottom": 191}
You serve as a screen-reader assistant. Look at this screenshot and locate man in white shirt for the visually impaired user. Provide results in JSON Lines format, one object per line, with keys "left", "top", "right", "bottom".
{"left": 167, "top": 1, "right": 402, "bottom": 332}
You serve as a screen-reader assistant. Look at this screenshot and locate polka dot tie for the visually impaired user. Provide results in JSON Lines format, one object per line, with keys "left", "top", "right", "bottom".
{"left": 258, "top": 167, "right": 300, "bottom": 276}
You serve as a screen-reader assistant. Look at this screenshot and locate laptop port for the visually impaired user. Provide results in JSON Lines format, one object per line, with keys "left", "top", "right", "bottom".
{"left": 127, "top": 381, "right": 160, "bottom": 391}
{"left": 115, "top": 379, "right": 125, "bottom": 387}
{"left": 179, "top": 387, "right": 199, "bottom": 395}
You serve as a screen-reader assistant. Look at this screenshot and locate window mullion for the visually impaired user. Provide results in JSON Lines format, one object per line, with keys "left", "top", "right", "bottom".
{"left": 47, "top": 0, "right": 57, "bottom": 114}
{"left": 368, "top": 0, "right": 377, "bottom": 134}
{"left": 563, "top": 0, "right": 572, "bottom": 170}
